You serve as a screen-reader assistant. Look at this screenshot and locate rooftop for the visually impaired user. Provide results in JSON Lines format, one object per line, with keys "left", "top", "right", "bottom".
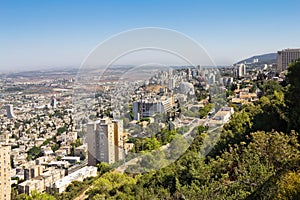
{"left": 54, "top": 166, "right": 97, "bottom": 188}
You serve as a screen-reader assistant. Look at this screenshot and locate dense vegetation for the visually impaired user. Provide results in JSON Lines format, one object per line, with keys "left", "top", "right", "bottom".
{"left": 26, "top": 146, "right": 42, "bottom": 161}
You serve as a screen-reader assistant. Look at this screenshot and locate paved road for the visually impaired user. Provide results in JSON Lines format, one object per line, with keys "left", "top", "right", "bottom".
{"left": 115, "top": 109, "right": 225, "bottom": 173}
{"left": 67, "top": 159, "right": 88, "bottom": 174}
{"left": 115, "top": 117, "right": 205, "bottom": 173}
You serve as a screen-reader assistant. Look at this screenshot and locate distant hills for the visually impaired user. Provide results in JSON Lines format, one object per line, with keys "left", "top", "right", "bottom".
{"left": 235, "top": 53, "right": 277, "bottom": 65}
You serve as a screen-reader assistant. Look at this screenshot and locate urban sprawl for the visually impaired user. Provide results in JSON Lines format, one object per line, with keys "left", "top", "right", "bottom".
{"left": 0, "top": 48, "right": 299, "bottom": 199}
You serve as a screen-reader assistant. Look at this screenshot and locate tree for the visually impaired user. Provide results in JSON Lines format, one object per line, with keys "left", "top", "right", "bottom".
{"left": 276, "top": 170, "right": 300, "bottom": 200}
{"left": 167, "top": 135, "right": 189, "bottom": 160}
{"left": 57, "top": 126, "right": 67, "bottom": 135}
{"left": 148, "top": 122, "right": 161, "bottom": 134}
{"left": 177, "top": 126, "right": 189, "bottom": 135}
{"left": 143, "top": 137, "right": 161, "bottom": 151}
{"left": 88, "top": 172, "right": 136, "bottom": 199}
{"left": 51, "top": 143, "right": 60, "bottom": 152}
{"left": 140, "top": 150, "right": 168, "bottom": 172}
{"left": 96, "top": 162, "right": 111, "bottom": 175}
{"left": 212, "top": 110, "right": 252, "bottom": 155}
{"left": 200, "top": 103, "right": 213, "bottom": 118}
{"left": 285, "top": 59, "right": 300, "bottom": 133}
{"left": 27, "top": 146, "right": 42, "bottom": 160}
{"left": 16, "top": 190, "right": 55, "bottom": 200}
{"left": 251, "top": 91, "right": 287, "bottom": 132}
{"left": 262, "top": 80, "right": 283, "bottom": 96}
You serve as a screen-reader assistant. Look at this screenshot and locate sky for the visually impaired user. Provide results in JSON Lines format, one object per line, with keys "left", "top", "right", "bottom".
{"left": 1, "top": 0, "right": 300, "bottom": 72}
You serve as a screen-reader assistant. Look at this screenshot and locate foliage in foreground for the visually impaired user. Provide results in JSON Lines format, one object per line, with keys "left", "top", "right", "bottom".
{"left": 86, "top": 60, "right": 300, "bottom": 199}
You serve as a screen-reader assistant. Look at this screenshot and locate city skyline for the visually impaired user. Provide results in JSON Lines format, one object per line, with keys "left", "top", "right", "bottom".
{"left": 1, "top": 0, "right": 300, "bottom": 72}
{"left": 2, "top": 1, "right": 300, "bottom": 199}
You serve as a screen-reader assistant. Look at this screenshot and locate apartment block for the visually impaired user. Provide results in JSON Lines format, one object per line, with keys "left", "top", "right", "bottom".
{"left": 18, "top": 168, "right": 65, "bottom": 195}
{"left": 133, "top": 96, "right": 174, "bottom": 120}
{"left": 112, "top": 120, "right": 125, "bottom": 161}
{"left": 277, "top": 48, "right": 300, "bottom": 71}
{"left": 0, "top": 145, "right": 11, "bottom": 200}
{"left": 87, "top": 118, "right": 125, "bottom": 166}
{"left": 24, "top": 164, "right": 43, "bottom": 180}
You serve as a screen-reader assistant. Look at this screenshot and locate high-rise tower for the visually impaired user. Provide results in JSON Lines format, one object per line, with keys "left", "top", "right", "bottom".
{"left": 87, "top": 118, "right": 115, "bottom": 165}
{"left": 0, "top": 145, "right": 11, "bottom": 200}
{"left": 6, "top": 104, "right": 16, "bottom": 119}
{"left": 277, "top": 48, "right": 300, "bottom": 71}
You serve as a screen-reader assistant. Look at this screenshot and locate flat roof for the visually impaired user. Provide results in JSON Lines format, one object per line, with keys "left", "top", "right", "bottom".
{"left": 61, "top": 156, "right": 80, "bottom": 160}
{"left": 54, "top": 166, "right": 97, "bottom": 188}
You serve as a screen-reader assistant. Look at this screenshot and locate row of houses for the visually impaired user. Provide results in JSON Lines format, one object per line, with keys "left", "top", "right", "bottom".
{"left": 18, "top": 166, "right": 97, "bottom": 195}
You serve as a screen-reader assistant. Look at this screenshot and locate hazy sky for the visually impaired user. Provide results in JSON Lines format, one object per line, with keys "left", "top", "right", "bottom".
{"left": 1, "top": 0, "right": 300, "bottom": 72}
